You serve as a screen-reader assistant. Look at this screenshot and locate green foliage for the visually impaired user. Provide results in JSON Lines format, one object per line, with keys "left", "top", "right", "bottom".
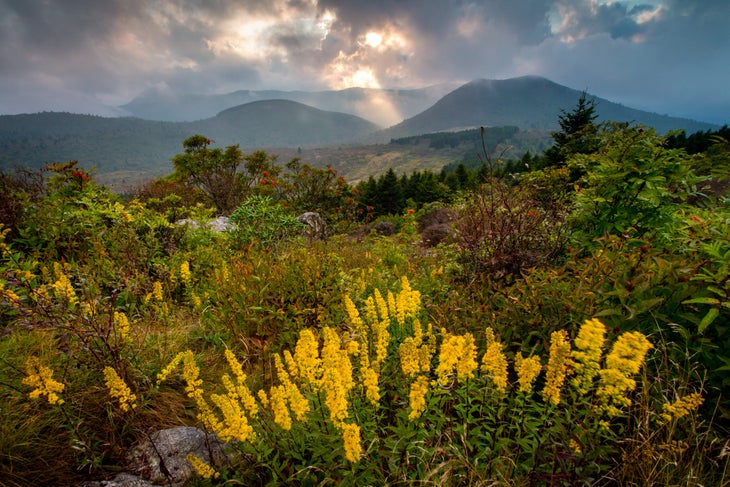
{"left": 171, "top": 135, "right": 248, "bottom": 214}
{"left": 569, "top": 123, "right": 701, "bottom": 248}
{"left": 542, "top": 91, "right": 599, "bottom": 168}
{"left": 228, "top": 195, "right": 303, "bottom": 249}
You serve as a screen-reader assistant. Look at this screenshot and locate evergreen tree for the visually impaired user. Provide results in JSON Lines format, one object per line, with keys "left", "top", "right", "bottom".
{"left": 541, "top": 91, "right": 599, "bottom": 168}
{"left": 376, "top": 168, "right": 403, "bottom": 215}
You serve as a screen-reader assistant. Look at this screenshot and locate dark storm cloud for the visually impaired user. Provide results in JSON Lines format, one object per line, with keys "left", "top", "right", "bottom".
{"left": 0, "top": 0, "right": 727, "bottom": 124}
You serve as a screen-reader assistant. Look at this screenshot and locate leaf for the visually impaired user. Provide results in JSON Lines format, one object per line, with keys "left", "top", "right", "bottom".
{"left": 595, "top": 308, "right": 622, "bottom": 317}
{"left": 699, "top": 308, "right": 719, "bottom": 334}
{"left": 683, "top": 297, "right": 721, "bottom": 305}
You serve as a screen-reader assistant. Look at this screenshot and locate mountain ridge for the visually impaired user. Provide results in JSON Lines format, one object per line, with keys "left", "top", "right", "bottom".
{"left": 0, "top": 76, "right": 721, "bottom": 184}
{"left": 373, "top": 75, "right": 715, "bottom": 142}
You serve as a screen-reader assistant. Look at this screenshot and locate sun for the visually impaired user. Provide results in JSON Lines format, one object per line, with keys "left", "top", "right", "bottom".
{"left": 364, "top": 32, "right": 383, "bottom": 48}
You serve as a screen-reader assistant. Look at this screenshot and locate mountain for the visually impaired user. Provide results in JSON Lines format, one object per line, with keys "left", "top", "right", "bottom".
{"left": 0, "top": 101, "right": 379, "bottom": 177}
{"left": 1, "top": 76, "right": 722, "bottom": 186}
{"left": 376, "top": 76, "right": 717, "bottom": 141}
{"left": 197, "top": 100, "right": 380, "bottom": 147}
{"left": 121, "top": 84, "right": 460, "bottom": 127}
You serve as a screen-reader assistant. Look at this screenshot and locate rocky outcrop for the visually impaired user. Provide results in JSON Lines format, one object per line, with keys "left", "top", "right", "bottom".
{"left": 80, "top": 427, "right": 227, "bottom": 487}
{"left": 298, "top": 212, "right": 327, "bottom": 240}
{"left": 176, "top": 216, "right": 235, "bottom": 232}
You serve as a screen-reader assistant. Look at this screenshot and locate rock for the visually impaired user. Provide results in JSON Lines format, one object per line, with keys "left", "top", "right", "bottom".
{"left": 126, "top": 427, "right": 227, "bottom": 486}
{"left": 373, "top": 221, "right": 396, "bottom": 236}
{"left": 207, "top": 216, "right": 235, "bottom": 232}
{"left": 298, "top": 212, "right": 327, "bottom": 239}
{"left": 80, "top": 472, "right": 154, "bottom": 487}
{"left": 421, "top": 223, "right": 451, "bottom": 247}
{"left": 81, "top": 427, "right": 227, "bottom": 487}
{"left": 176, "top": 216, "right": 235, "bottom": 232}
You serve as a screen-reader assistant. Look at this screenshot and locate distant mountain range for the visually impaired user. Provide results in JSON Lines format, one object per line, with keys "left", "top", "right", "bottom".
{"left": 121, "top": 83, "right": 460, "bottom": 127}
{"left": 376, "top": 76, "right": 716, "bottom": 141}
{"left": 0, "top": 76, "right": 720, "bottom": 181}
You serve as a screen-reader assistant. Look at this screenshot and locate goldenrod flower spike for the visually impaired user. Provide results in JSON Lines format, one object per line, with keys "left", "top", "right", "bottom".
{"left": 660, "top": 392, "right": 704, "bottom": 423}
{"left": 342, "top": 423, "right": 362, "bottom": 463}
{"left": 571, "top": 318, "right": 606, "bottom": 394}
{"left": 597, "top": 331, "right": 653, "bottom": 416}
{"left": 186, "top": 454, "right": 219, "bottom": 479}
{"left": 114, "top": 311, "right": 130, "bottom": 342}
{"left": 481, "top": 329, "right": 509, "bottom": 393}
{"left": 408, "top": 375, "right": 430, "bottom": 421}
{"left": 436, "top": 331, "right": 477, "bottom": 385}
{"left": 543, "top": 330, "right": 572, "bottom": 406}
{"left": 344, "top": 294, "right": 364, "bottom": 330}
{"left": 515, "top": 352, "right": 542, "bottom": 394}
{"left": 179, "top": 261, "right": 191, "bottom": 284}
{"left": 103, "top": 367, "right": 137, "bottom": 412}
{"left": 22, "top": 356, "right": 65, "bottom": 405}
{"left": 293, "top": 328, "right": 321, "bottom": 388}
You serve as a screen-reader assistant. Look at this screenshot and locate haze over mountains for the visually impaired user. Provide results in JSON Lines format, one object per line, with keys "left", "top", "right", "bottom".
{"left": 121, "top": 83, "right": 461, "bottom": 127}
{"left": 0, "top": 76, "right": 720, "bottom": 181}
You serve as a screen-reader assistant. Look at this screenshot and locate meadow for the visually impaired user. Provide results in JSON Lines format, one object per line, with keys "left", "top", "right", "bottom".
{"left": 0, "top": 122, "right": 728, "bottom": 486}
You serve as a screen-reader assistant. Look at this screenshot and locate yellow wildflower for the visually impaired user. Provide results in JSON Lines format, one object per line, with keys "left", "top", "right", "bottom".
{"left": 22, "top": 356, "right": 65, "bottom": 405}
{"left": 186, "top": 454, "right": 219, "bottom": 479}
{"left": 344, "top": 294, "right": 364, "bottom": 330}
{"left": 436, "top": 331, "right": 477, "bottom": 385}
{"left": 293, "top": 329, "right": 321, "bottom": 388}
{"left": 224, "top": 350, "right": 258, "bottom": 417}
{"left": 364, "top": 295, "right": 378, "bottom": 325}
{"left": 543, "top": 330, "right": 572, "bottom": 406}
{"left": 190, "top": 293, "right": 202, "bottom": 308}
{"left": 270, "top": 385, "right": 292, "bottom": 430}
{"left": 180, "top": 351, "right": 221, "bottom": 431}
{"left": 342, "top": 423, "right": 362, "bottom": 463}
{"left": 408, "top": 375, "right": 430, "bottom": 421}
{"left": 179, "top": 261, "right": 191, "bottom": 284}
{"left": 569, "top": 439, "right": 582, "bottom": 455}
{"left": 114, "top": 311, "right": 130, "bottom": 342}
{"left": 209, "top": 392, "right": 254, "bottom": 442}
{"left": 481, "top": 342, "right": 509, "bottom": 393}
{"left": 152, "top": 281, "right": 164, "bottom": 302}
{"left": 346, "top": 339, "right": 360, "bottom": 356}
{"left": 660, "top": 392, "right": 704, "bottom": 423}
{"left": 456, "top": 333, "right": 478, "bottom": 381}
{"left": 52, "top": 267, "right": 77, "bottom": 306}
{"left": 515, "top": 352, "right": 542, "bottom": 394}
{"left": 103, "top": 366, "right": 137, "bottom": 412}
{"left": 371, "top": 312, "right": 390, "bottom": 373}
{"left": 597, "top": 331, "right": 653, "bottom": 416}
{"left": 387, "top": 291, "right": 397, "bottom": 324}
{"left": 274, "top": 354, "right": 310, "bottom": 421}
{"left": 373, "top": 288, "right": 389, "bottom": 322}
{"left": 361, "top": 366, "right": 380, "bottom": 406}
{"left": 399, "top": 336, "right": 421, "bottom": 377}
{"left": 156, "top": 351, "right": 185, "bottom": 385}
{"left": 257, "top": 389, "right": 269, "bottom": 407}
{"left": 320, "top": 327, "right": 353, "bottom": 427}
{"left": 571, "top": 318, "right": 606, "bottom": 394}
{"left": 397, "top": 276, "right": 421, "bottom": 322}
{"left": 0, "top": 280, "right": 20, "bottom": 304}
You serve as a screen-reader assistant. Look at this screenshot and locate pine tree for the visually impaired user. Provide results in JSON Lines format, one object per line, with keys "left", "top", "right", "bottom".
{"left": 542, "top": 91, "right": 599, "bottom": 168}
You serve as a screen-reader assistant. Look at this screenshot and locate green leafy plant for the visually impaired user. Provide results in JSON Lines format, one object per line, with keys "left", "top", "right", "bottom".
{"left": 228, "top": 194, "right": 303, "bottom": 249}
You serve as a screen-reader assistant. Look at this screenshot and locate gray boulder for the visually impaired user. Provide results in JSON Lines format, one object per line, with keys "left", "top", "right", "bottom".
{"left": 298, "top": 212, "right": 327, "bottom": 240}
{"left": 80, "top": 427, "right": 227, "bottom": 487}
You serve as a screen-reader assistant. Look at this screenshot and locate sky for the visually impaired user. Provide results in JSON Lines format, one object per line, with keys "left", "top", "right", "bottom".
{"left": 0, "top": 0, "right": 728, "bottom": 125}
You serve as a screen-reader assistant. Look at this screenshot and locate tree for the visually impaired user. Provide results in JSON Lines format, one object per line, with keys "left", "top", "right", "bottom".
{"left": 377, "top": 168, "right": 403, "bottom": 216}
{"left": 542, "top": 91, "right": 599, "bottom": 168}
{"left": 171, "top": 135, "right": 246, "bottom": 214}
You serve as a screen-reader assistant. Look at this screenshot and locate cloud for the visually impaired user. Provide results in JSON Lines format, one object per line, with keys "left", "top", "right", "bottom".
{"left": 0, "top": 0, "right": 727, "bottom": 124}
